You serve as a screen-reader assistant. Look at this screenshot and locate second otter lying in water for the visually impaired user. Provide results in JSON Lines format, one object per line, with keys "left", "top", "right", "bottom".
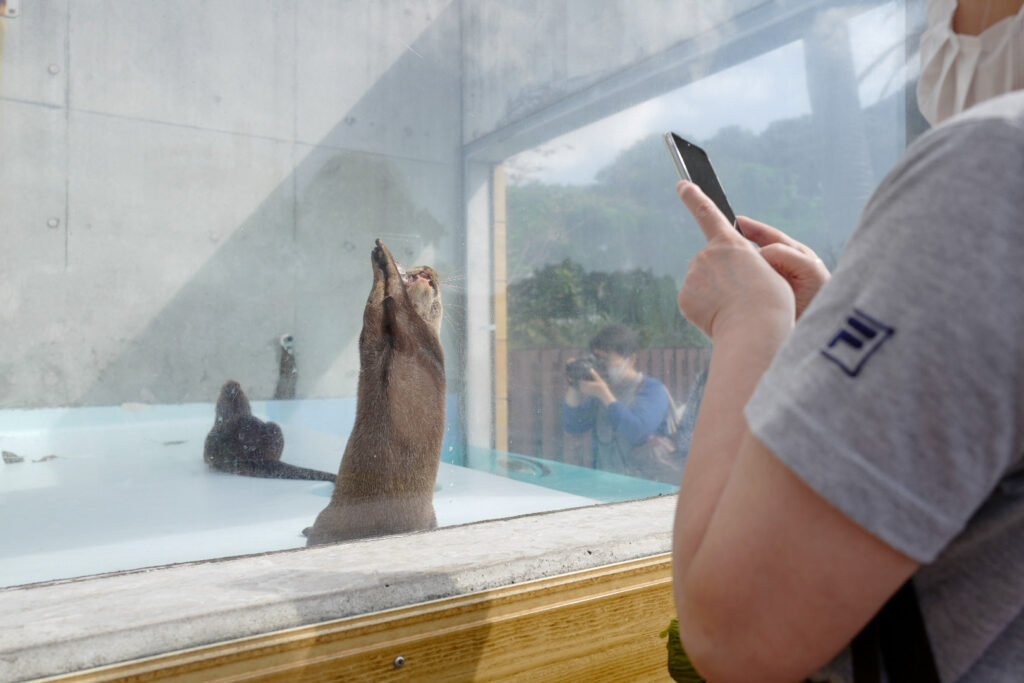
{"left": 204, "top": 380, "right": 336, "bottom": 481}
{"left": 304, "top": 239, "right": 445, "bottom": 545}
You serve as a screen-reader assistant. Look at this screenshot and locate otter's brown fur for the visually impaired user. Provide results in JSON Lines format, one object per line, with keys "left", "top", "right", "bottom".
{"left": 204, "top": 380, "right": 336, "bottom": 481}
{"left": 304, "top": 239, "right": 445, "bottom": 545}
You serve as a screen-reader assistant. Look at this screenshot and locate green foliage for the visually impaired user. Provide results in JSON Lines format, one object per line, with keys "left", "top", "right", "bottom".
{"left": 505, "top": 184, "right": 646, "bottom": 283}
{"left": 660, "top": 618, "right": 707, "bottom": 683}
{"left": 506, "top": 94, "right": 906, "bottom": 347}
{"left": 507, "top": 258, "right": 707, "bottom": 349}
{"left": 510, "top": 258, "right": 585, "bottom": 322}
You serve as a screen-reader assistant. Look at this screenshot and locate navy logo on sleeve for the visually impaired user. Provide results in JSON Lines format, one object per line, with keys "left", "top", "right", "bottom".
{"left": 822, "top": 308, "right": 894, "bottom": 377}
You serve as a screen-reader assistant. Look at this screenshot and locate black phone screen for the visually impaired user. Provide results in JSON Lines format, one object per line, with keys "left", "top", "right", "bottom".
{"left": 665, "top": 132, "right": 737, "bottom": 226}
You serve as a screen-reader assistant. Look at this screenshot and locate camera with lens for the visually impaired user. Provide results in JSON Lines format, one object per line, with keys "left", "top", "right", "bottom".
{"left": 566, "top": 353, "right": 606, "bottom": 387}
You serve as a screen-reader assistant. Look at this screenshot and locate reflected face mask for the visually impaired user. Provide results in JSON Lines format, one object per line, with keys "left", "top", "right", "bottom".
{"left": 605, "top": 357, "right": 631, "bottom": 386}
{"left": 917, "top": 0, "right": 1024, "bottom": 125}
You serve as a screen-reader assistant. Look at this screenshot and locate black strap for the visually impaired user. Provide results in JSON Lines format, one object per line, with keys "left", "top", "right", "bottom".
{"left": 852, "top": 615, "right": 881, "bottom": 683}
{"left": 852, "top": 581, "right": 940, "bottom": 683}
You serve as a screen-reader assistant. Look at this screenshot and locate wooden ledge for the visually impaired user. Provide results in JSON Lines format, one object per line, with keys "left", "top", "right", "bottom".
{"left": 42, "top": 554, "right": 675, "bottom": 682}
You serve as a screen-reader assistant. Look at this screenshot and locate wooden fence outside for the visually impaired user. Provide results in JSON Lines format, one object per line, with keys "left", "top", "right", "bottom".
{"left": 506, "top": 347, "right": 711, "bottom": 466}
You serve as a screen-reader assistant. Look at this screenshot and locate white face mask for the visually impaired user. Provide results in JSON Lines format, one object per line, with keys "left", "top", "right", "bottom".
{"left": 917, "top": 0, "right": 1024, "bottom": 125}
{"left": 602, "top": 355, "right": 635, "bottom": 386}
{"left": 606, "top": 360, "right": 630, "bottom": 386}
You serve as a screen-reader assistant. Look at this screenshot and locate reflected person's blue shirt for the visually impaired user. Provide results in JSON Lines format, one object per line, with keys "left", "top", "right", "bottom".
{"left": 562, "top": 376, "right": 670, "bottom": 446}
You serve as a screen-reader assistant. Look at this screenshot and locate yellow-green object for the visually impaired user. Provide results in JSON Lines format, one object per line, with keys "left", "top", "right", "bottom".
{"left": 660, "top": 618, "right": 707, "bottom": 683}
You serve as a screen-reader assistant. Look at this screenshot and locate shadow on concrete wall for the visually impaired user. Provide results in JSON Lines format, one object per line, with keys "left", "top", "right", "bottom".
{"left": 74, "top": 5, "right": 460, "bottom": 408}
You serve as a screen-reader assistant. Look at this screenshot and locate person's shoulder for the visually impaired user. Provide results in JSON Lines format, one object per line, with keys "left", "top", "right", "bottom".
{"left": 925, "top": 91, "right": 1024, "bottom": 147}
{"left": 640, "top": 375, "right": 667, "bottom": 390}
{"left": 638, "top": 376, "right": 670, "bottom": 401}
{"left": 897, "top": 91, "right": 1024, "bottom": 206}
{"left": 952, "top": 90, "right": 1024, "bottom": 127}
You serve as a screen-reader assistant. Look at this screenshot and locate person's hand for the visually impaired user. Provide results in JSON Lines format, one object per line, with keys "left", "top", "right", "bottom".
{"left": 577, "top": 369, "right": 616, "bottom": 406}
{"left": 737, "top": 216, "right": 830, "bottom": 319}
{"left": 564, "top": 359, "right": 615, "bottom": 406}
{"left": 676, "top": 181, "right": 794, "bottom": 340}
{"left": 564, "top": 357, "right": 584, "bottom": 406}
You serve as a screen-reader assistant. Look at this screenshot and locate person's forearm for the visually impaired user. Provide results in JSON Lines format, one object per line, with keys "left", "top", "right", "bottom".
{"left": 673, "top": 316, "right": 791, "bottom": 580}
{"left": 605, "top": 402, "right": 650, "bottom": 445}
{"left": 954, "top": 0, "right": 1023, "bottom": 34}
{"left": 606, "top": 382, "right": 670, "bottom": 444}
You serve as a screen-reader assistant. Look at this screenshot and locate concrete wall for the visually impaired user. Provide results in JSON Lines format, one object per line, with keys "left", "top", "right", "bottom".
{"left": 0, "top": 0, "right": 463, "bottom": 408}
{"left": 0, "top": 0, "right": 827, "bottom": 410}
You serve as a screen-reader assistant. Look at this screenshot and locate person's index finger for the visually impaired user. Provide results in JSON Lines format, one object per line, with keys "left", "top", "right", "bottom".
{"left": 677, "top": 180, "right": 741, "bottom": 242}
{"left": 737, "top": 215, "right": 797, "bottom": 249}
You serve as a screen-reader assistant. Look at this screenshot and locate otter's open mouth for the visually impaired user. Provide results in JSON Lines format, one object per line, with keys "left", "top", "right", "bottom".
{"left": 403, "top": 268, "right": 437, "bottom": 293}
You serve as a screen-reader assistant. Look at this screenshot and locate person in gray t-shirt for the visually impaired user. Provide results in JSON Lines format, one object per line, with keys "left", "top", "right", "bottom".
{"left": 668, "top": 3, "right": 1024, "bottom": 682}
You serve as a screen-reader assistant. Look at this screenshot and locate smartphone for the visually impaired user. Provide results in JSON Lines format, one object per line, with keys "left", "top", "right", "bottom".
{"left": 663, "top": 131, "right": 737, "bottom": 227}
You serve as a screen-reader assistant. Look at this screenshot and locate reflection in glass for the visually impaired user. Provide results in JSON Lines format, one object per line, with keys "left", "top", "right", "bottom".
{"left": 0, "top": 0, "right": 920, "bottom": 588}
{"left": 501, "top": 0, "right": 915, "bottom": 487}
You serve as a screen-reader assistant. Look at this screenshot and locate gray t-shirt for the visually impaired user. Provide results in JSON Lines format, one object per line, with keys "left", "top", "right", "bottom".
{"left": 745, "top": 90, "right": 1024, "bottom": 682}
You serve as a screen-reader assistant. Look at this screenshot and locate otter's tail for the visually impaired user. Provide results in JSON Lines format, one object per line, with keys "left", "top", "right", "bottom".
{"left": 258, "top": 461, "right": 336, "bottom": 482}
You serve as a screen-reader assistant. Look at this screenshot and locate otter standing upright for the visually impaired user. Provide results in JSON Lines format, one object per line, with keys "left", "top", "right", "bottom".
{"left": 305, "top": 239, "right": 445, "bottom": 545}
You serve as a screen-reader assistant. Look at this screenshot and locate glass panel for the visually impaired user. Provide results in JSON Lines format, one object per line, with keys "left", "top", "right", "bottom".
{"left": 486, "top": 0, "right": 919, "bottom": 497}
{"left": 0, "top": 0, "right": 922, "bottom": 587}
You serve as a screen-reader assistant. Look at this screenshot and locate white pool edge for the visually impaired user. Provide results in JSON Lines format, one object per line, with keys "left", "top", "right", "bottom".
{"left": 0, "top": 495, "right": 677, "bottom": 682}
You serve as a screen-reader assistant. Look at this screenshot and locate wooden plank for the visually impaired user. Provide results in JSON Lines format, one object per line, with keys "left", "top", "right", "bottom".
{"left": 650, "top": 350, "right": 668, "bottom": 397}
{"left": 508, "top": 349, "right": 545, "bottom": 457}
{"left": 41, "top": 555, "right": 676, "bottom": 683}
{"left": 636, "top": 349, "right": 650, "bottom": 376}
{"left": 539, "top": 349, "right": 561, "bottom": 462}
{"left": 686, "top": 348, "right": 710, "bottom": 396}
{"left": 507, "top": 351, "right": 530, "bottom": 456}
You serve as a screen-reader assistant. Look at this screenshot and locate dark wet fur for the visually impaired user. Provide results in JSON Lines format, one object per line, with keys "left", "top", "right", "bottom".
{"left": 204, "top": 380, "right": 335, "bottom": 481}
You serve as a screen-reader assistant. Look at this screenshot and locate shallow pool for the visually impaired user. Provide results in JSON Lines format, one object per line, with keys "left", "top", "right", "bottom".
{"left": 0, "top": 399, "right": 674, "bottom": 587}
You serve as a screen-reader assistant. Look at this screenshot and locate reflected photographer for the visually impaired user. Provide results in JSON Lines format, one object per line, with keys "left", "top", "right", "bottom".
{"left": 562, "top": 324, "right": 682, "bottom": 483}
